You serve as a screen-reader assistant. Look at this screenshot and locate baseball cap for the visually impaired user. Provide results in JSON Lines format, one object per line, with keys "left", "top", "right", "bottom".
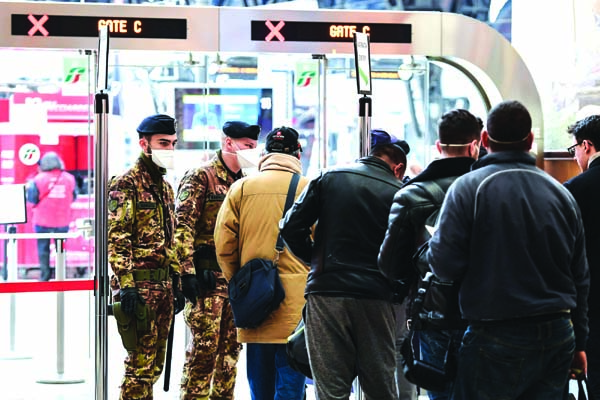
{"left": 265, "top": 126, "right": 302, "bottom": 154}
{"left": 370, "top": 129, "right": 410, "bottom": 155}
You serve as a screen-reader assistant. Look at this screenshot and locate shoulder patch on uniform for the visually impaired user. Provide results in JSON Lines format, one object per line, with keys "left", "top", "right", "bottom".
{"left": 178, "top": 190, "right": 190, "bottom": 202}
{"left": 108, "top": 199, "right": 119, "bottom": 213}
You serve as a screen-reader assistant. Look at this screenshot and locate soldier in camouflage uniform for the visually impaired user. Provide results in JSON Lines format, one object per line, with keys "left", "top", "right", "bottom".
{"left": 175, "top": 121, "right": 259, "bottom": 400}
{"left": 108, "top": 114, "right": 185, "bottom": 400}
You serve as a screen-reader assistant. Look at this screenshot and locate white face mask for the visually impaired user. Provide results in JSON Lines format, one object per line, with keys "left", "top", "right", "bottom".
{"left": 236, "top": 147, "right": 263, "bottom": 169}
{"left": 151, "top": 149, "right": 175, "bottom": 170}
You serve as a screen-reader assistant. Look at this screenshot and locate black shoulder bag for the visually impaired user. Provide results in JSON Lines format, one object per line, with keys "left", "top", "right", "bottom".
{"left": 228, "top": 173, "right": 300, "bottom": 329}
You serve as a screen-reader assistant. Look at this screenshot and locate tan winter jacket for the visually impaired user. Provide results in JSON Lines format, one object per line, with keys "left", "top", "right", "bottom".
{"left": 215, "top": 152, "right": 310, "bottom": 343}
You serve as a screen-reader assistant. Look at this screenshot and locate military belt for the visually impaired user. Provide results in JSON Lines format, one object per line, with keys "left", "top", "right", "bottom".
{"left": 133, "top": 268, "right": 169, "bottom": 282}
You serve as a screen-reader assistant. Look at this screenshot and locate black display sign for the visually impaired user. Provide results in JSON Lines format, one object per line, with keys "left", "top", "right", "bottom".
{"left": 11, "top": 14, "right": 187, "bottom": 39}
{"left": 251, "top": 20, "right": 411, "bottom": 44}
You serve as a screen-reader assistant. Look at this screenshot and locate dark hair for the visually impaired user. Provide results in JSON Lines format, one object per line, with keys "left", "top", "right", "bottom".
{"left": 438, "top": 109, "right": 483, "bottom": 144}
{"left": 568, "top": 114, "right": 600, "bottom": 148}
{"left": 371, "top": 145, "right": 407, "bottom": 165}
{"left": 486, "top": 100, "right": 532, "bottom": 151}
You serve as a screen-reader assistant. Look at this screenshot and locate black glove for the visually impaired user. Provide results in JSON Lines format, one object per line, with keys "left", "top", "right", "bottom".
{"left": 119, "top": 287, "right": 145, "bottom": 316}
{"left": 181, "top": 274, "right": 201, "bottom": 306}
{"left": 198, "top": 269, "right": 217, "bottom": 292}
{"left": 172, "top": 275, "right": 186, "bottom": 315}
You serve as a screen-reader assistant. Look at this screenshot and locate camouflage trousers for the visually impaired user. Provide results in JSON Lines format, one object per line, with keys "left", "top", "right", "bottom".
{"left": 116, "top": 281, "right": 174, "bottom": 400}
{"left": 180, "top": 295, "right": 242, "bottom": 400}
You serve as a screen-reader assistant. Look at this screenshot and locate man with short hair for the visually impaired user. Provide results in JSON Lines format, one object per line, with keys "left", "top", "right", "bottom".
{"left": 427, "top": 100, "right": 589, "bottom": 399}
{"left": 215, "top": 126, "right": 310, "bottom": 400}
{"left": 175, "top": 121, "right": 259, "bottom": 400}
{"left": 379, "top": 109, "right": 482, "bottom": 400}
{"left": 280, "top": 129, "right": 409, "bottom": 400}
{"left": 107, "top": 114, "right": 184, "bottom": 399}
{"left": 564, "top": 114, "right": 600, "bottom": 397}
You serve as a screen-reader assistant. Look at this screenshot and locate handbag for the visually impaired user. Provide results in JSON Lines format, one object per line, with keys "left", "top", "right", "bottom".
{"left": 228, "top": 173, "right": 300, "bottom": 329}
{"left": 286, "top": 306, "right": 312, "bottom": 379}
{"left": 400, "top": 273, "right": 459, "bottom": 392}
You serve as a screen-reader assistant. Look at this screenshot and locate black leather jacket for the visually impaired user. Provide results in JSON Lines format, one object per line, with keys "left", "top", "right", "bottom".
{"left": 378, "top": 157, "right": 475, "bottom": 283}
{"left": 280, "top": 156, "right": 403, "bottom": 301}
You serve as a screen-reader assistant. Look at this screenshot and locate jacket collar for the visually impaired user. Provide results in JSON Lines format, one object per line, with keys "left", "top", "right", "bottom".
{"left": 259, "top": 152, "right": 303, "bottom": 174}
{"left": 471, "top": 151, "right": 536, "bottom": 171}
{"left": 404, "top": 157, "right": 475, "bottom": 185}
{"left": 138, "top": 153, "right": 165, "bottom": 186}
{"left": 359, "top": 156, "right": 395, "bottom": 176}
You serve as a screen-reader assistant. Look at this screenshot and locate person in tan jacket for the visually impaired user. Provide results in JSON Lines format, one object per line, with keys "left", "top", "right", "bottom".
{"left": 215, "top": 126, "right": 310, "bottom": 400}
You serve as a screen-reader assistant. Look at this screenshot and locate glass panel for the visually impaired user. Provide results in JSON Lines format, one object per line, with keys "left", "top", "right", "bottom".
{"left": 0, "top": 47, "right": 95, "bottom": 397}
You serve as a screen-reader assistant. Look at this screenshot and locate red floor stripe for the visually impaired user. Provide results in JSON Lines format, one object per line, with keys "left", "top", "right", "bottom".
{"left": 0, "top": 279, "right": 95, "bottom": 293}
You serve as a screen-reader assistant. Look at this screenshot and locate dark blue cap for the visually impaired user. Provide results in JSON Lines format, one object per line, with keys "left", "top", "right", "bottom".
{"left": 137, "top": 114, "right": 176, "bottom": 136}
{"left": 371, "top": 129, "right": 410, "bottom": 155}
{"left": 222, "top": 121, "right": 260, "bottom": 140}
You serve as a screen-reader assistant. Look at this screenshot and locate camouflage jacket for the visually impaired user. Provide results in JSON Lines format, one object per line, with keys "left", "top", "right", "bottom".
{"left": 108, "top": 154, "right": 179, "bottom": 289}
{"left": 175, "top": 150, "right": 241, "bottom": 276}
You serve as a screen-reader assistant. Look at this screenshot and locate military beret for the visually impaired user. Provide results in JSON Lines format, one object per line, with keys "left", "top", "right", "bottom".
{"left": 265, "top": 126, "right": 302, "bottom": 154}
{"left": 371, "top": 129, "right": 410, "bottom": 155}
{"left": 137, "top": 114, "right": 176, "bottom": 136}
{"left": 222, "top": 121, "right": 260, "bottom": 140}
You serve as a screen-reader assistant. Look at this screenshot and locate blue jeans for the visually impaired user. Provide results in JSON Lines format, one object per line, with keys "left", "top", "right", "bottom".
{"left": 452, "top": 316, "right": 575, "bottom": 400}
{"left": 246, "top": 343, "right": 306, "bottom": 400}
{"left": 35, "top": 225, "right": 69, "bottom": 281}
{"left": 419, "top": 329, "right": 463, "bottom": 400}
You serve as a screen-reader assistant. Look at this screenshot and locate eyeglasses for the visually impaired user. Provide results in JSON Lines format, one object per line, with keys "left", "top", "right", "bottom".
{"left": 567, "top": 142, "right": 582, "bottom": 157}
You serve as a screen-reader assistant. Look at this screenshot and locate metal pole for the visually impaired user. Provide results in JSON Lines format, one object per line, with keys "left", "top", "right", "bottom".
{"left": 56, "top": 239, "right": 65, "bottom": 375}
{"left": 94, "top": 92, "right": 110, "bottom": 400}
{"left": 37, "top": 237, "right": 84, "bottom": 384}
{"left": 0, "top": 225, "right": 31, "bottom": 360}
{"left": 358, "top": 96, "right": 372, "bottom": 158}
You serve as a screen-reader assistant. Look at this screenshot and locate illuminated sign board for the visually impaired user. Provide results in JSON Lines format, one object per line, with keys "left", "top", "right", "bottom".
{"left": 11, "top": 14, "right": 187, "bottom": 39}
{"left": 251, "top": 20, "right": 411, "bottom": 43}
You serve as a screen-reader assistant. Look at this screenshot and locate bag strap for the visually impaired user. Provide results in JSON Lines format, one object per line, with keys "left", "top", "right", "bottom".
{"left": 276, "top": 173, "right": 300, "bottom": 252}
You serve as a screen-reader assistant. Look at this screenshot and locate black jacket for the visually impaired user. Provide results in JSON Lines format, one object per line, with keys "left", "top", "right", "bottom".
{"left": 280, "top": 156, "right": 403, "bottom": 301}
{"left": 428, "top": 152, "right": 589, "bottom": 350}
{"left": 565, "top": 157, "right": 600, "bottom": 318}
{"left": 378, "top": 157, "right": 475, "bottom": 282}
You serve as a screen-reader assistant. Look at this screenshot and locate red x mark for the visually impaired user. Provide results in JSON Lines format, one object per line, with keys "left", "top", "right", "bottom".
{"left": 28, "top": 14, "right": 49, "bottom": 37}
{"left": 265, "top": 20, "right": 285, "bottom": 42}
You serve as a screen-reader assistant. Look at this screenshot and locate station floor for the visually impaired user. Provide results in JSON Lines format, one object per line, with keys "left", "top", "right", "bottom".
{"left": 0, "top": 290, "right": 581, "bottom": 400}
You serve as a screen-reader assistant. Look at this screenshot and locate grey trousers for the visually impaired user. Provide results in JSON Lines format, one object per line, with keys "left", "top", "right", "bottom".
{"left": 305, "top": 294, "right": 397, "bottom": 400}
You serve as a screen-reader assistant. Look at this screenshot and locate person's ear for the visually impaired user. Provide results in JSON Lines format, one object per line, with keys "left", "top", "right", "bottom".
{"left": 481, "top": 131, "right": 490, "bottom": 150}
{"left": 525, "top": 132, "right": 534, "bottom": 150}
{"left": 435, "top": 140, "right": 442, "bottom": 154}
{"left": 469, "top": 140, "right": 480, "bottom": 159}
{"left": 139, "top": 137, "right": 148, "bottom": 151}
{"left": 394, "top": 162, "right": 406, "bottom": 180}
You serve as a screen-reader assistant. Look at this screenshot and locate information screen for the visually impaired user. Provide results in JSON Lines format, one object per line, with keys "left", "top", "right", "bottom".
{"left": 0, "top": 184, "right": 27, "bottom": 225}
{"left": 174, "top": 87, "right": 273, "bottom": 150}
{"left": 11, "top": 14, "right": 187, "bottom": 39}
{"left": 251, "top": 20, "right": 411, "bottom": 43}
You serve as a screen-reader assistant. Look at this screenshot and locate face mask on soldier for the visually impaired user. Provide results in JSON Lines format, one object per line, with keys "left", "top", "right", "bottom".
{"left": 145, "top": 144, "right": 175, "bottom": 170}
{"left": 151, "top": 149, "right": 175, "bottom": 170}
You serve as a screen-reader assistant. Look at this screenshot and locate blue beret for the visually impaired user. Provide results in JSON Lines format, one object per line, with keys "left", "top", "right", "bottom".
{"left": 371, "top": 129, "right": 410, "bottom": 155}
{"left": 137, "top": 114, "right": 176, "bottom": 136}
{"left": 223, "top": 121, "right": 260, "bottom": 140}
